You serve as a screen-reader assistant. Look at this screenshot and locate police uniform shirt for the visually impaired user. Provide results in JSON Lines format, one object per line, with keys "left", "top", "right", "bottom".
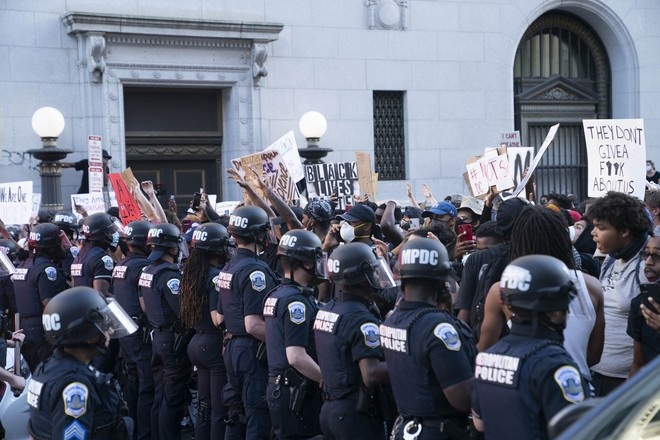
{"left": 60, "top": 246, "right": 79, "bottom": 278}
{"left": 70, "top": 245, "right": 114, "bottom": 287}
{"left": 28, "top": 349, "right": 123, "bottom": 440}
{"left": 264, "top": 281, "right": 318, "bottom": 375}
{"left": 196, "top": 266, "right": 221, "bottom": 331}
{"left": 13, "top": 256, "right": 67, "bottom": 316}
{"left": 473, "top": 322, "right": 587, "bottom": 440}
{"left": 381, "top": 301, "right": 473, "bottom": 418}
{"left": 216, "top": 248, "right": 279, "bottom": 335}
{"left": 111, "top": 252, "right": 150, "bottom": 318}
{"left": 139, "top": 261, "right": 181, "bottom": 328}
{"left": 0, "top": 273, "right": 16, "bottom": 314}
{"left": 313, "top": 294, "right": 384, "bottom": 398}
{"left": 628, "top": 293, "right": 660, "bottom": 363}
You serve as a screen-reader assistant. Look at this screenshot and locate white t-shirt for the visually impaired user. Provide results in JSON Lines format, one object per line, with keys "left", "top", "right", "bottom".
{"left": 564, "top": 270, "right": 596, "bottom": 381}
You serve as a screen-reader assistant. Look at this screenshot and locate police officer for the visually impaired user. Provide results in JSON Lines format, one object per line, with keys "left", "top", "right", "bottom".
{"left": 264, "top": 229, "right": 326, "bottom": 438}
{"left": 11, "top": 222, "right": 68, "bottom": 372}
{"left": 111, "top": 220, "right": 154, "bottom": 440}
{"left": 216, "top": 205, "right": 279, "bottom": 440}
{"left": 0, "top": 238, "right": 18, "bottom": 320}
{"left": 139, "top": 222, "right": 190, "bottom": 440}
{"left": 71, "top": 212, "right": 120, "bottom": 295}
{"left": 180, "top": 222, "right": 232, "bottom": 440}
{"left": 472, "top": 255, "right": 589, "bottom": 439}
{"left": 314, "top": 242, "right": 392, "bottom": 440}
{"left": 382, "top": 238, "right": 475, "bottom": 440}
{"left": 27, "top": 286, "right": 137, "bottom": 440}
{"left": 53, "top": 209, "right": 80, "bottom": 280}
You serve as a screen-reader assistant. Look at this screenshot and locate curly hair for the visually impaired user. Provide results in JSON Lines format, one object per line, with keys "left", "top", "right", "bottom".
{"left": 509, "top": 205, "right": 575, "bottom": 269}
{"left": 585, "top": 191, "right": 652, "bottom": 236}
{"left": 179, "top": 248, "right": 212, "bottom": 327}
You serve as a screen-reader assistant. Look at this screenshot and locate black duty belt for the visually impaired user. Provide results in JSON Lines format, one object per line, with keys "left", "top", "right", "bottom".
{"left": 152, "top": 324, "right": 174, "bottom": 332}
{"left": 195, "top": 329, "right": 222, "bottom": 335}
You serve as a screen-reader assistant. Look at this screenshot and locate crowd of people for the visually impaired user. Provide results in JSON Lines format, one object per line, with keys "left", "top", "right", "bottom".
{"left": 0, "top": 167, "right": 659, "bottom": 440}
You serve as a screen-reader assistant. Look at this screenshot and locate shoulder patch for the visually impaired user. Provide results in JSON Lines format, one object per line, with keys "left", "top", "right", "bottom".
{"left": 70, "top": 246, "right": 79, "bottom": 258}
{"left": 212, "top": 275, "right": 220, "bottom": 292}
{"left": 166, "top": 278, "right": 180, "bottom": 295}
{"left": 433, "top": 322, "right": 462, "bottom": 351}
{"left": 288, "top": 301, "right": 306, "bottom": 325}
{"left": 45, "top": 266, "right": 58, "bottom": 281}
{"left": 101, "top": 255, "right": 114, "bottom": 271}
{"left": 554, "top": 365, "right": 584, "bottom": 403}
{"left": 249, "top": 270, "right": 266, "bottom": 291}
{"left": 64, "top": 420, "right": 86, "bottom": 440}
{"left": 62, "top": 382, "right": 88, "bottom": 418}
{"left": 360, "top": 322, "right": 381, "bottom": 348}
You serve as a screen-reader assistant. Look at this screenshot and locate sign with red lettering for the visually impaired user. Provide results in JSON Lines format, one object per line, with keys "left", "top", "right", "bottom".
{"left": 583, "top": 119, "right": 646, "bottom": 200}
{"left": 466, "top": 149, "right": 514, "bottom": 197}
{"left": 107, "top": 173, "right": 142, "bottom": 224}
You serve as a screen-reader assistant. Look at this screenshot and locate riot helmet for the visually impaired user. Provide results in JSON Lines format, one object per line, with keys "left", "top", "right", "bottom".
{"left": 28, "top": 222, "right": 62, "bottom": 252}
{"left": 278, "top": 229, "right": 327, "bottom": 280}
{"left": 147, "top": 223, "right": 183, "bottom": 261}
{"left": 53, "top": 210, "right": 79, "bottom": 237}
{"left": 398, "top": 237, "right": 451, "bottom": 281}
{"left": 124, "top": 220, "right": 152, "bottom": 247}
{"left": 0, "top": 238, "right": 20, "bottom": 263}
{"left": 500, "top": 255, "right": 576, "bottom": 312}
{"left": 42, "top": 286, "right": 137, "bottom": 348}
{"left": 81, "top": 212, "right": 121, "bottom": 249}
{"left": 226, "top": 205, "right": 270, "bottom": 242}
{"left": 192, "top": 222, "right": 231, "bottom": 256}
{"left": 326, "top": 242, "right": 395, "bottom": 290}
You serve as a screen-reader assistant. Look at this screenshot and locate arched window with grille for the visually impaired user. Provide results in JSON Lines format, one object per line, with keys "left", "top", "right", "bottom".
{"left": 514, "top": 11, "right": 611, "bottom": 201}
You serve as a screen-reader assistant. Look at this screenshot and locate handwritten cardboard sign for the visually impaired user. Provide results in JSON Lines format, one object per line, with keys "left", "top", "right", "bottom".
{"left": 215, "top": 201, "right": 241, "bottom": 215}
{"left": 466, "top": 148, "right": 513, "bottom": 196}
{"left": 583, "top": 119, "right": 646, "bottom": 200}
{"left": 355, "top": 152, "right": 378, "bottom": 200}
{"left": 0, "top": 181, "right": 33, "bottom": 224}
{"left": 108, "top": 173, "right": 142, "bottom": 224}
{"left": 71, "top": 192, "right": 117, "bottom": 216}
{"left": 264, "top": 130, "right": 305, "bottom": 182}
{"left": 500, "top": 131, "right": 521, "bottom": 148}
{"left": 507, "top": 147, "right": 534, "bottom": 190}
{"left": 305, "top": 162, "right": 359, "bottom": 209}
{"left": 233, "top": 149, "right": 300, "bottom": 203}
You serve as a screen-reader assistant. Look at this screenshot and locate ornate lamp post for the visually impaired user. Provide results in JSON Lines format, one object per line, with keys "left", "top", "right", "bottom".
{"left": 27, "top": 107, "right": 72, "bottom": 212}
{"left": 298, "top": 111, "right": 333, "bottom": 165}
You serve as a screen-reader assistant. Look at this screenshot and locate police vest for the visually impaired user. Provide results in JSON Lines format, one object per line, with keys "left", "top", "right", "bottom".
{"left": 71, "top": 245, "right": 113, "bottom": 288}
{"left": 28, "top": 350, "right": 126, "bottom": 440}
{"left": 381, "top": 306, "right": 476, "bottom": 418}
{"left": 139, "top": 262, "right": 181, "bottom": 328}
{"left": 263, "top": 282, "right": 318, "bottom": 375}
{"left": 217, "top": 251, "right": 278, "bottom": 335}
{"left": 474, "top": 335, "right": 581, "bottom": 439}
{"left": 111, "top": 253, "right": 150, "bottom": 318}
{"left": 13, "top": 256, "right": 66, "bottom": 317}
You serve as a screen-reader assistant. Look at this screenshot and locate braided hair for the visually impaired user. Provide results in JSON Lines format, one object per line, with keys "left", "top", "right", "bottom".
{"left": 180, "top": 248, "right": 212, "bottom": 327}
{"left": 509, "top": 205, "right": 575, "bottom": 269}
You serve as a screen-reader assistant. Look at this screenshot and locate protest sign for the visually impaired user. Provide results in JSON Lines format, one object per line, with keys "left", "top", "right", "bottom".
{"left": 235, "top": 150, "right": 300, "bottom": 203}
{"left": 31, "top": 193, "right": 41, "bottom": 216}
{"left": 503, "top": 123, "right": 560, "bottom": 200}
{"left": 465, "top": 148, "right": 513, "bottom": 197}
{"left": 500, "top": 131, "right": 521, "bottom": 148}
{"left": 264, "top": 131, "right": 305, "bottom": 182}
{"left": 0, "top": 181, "right": 33, "bottom": 224}
{"left": 88, "top": 135, "right": 104, "bottom": 193}
{"left": 507, "top": 147, "right": 534, "bottom": 190}
{"left": 305, "top": 161, "right": 359, "bottom": 209}
{"left": 108, "top": 173, "right": 142, "bottom": 224}
{"left": 583, "top": 119, "right": 646, "bottom": 199}
{"left": 215, "top": 201, "right": 241, "bottom": 215}
{"left": 355, "top": 152, "right": 378, "bottom": 199}
{"left": 71, "top": 192, "right": 118, "bottom": 216}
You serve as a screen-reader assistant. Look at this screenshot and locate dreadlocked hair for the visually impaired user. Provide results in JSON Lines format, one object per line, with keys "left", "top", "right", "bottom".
{"left": 180, "top": 248, "right": 212, "bottom": 327}
{"left": 509, "top": 205, "right": 575, "bottom": 269}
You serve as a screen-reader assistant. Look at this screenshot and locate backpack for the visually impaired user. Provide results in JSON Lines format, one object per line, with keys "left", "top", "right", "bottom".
{"left": 469, "top": 244, "right": 510, "bottom": 343}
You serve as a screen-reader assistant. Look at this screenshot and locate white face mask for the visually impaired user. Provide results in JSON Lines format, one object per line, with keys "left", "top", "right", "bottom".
{"left": 340, "top": 222, "right": 356, "bottom": 243}
{"left": 648, "top": 165, "right": 654, "bottom": 173}
{"left": 110, "top": 232, "right": 120, "bottom": 248}
{"left": 568, "top": 226, "right": 576, "bottom": 242}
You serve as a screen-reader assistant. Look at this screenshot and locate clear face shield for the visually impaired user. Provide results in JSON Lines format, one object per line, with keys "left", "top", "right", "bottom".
{"left": 0, "top": 249, "right": 17, "bottom": 277}
{"left": 96, "top": 298, "right": 139, "bottom": 339}
{"left": 108, "top": 218, "right": 124, "bottom": 250}
{"left": 364, "top": 258, "right": 397, "bottom": 290}
{"left": 315, "top": 251, "right": 329, "bottom": 280}
{"left": 225, "top": 236, "right": 237, "bottom": 260}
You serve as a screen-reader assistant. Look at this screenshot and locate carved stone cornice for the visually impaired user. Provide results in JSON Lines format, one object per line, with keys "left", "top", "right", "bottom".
{"left": 106, "top": 35, "right": 252, "bottom": 49}
{"left": 126, "top": 145, "right": 221, "bottom": 157}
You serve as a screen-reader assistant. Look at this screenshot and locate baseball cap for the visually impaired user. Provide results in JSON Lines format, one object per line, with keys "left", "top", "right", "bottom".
{"left": 422, "top": 201, "right": 457, "bottom": 218}
{"left": 403, "top": 206, "right": 423, "bottom": 219}
{"left": 102, "top": 149, "right": 112, "bottom": 159}
{"left": 337, "top": 204, "right": 376, "bottom": 224}
{"left": 459, "top": 196, "right": 485, "bottom": 216}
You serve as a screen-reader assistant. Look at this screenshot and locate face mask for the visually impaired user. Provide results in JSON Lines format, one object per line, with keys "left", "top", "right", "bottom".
{"left": 340, "top": 222, "right": 356, "bottom": 243}
{"left": 648, "top": 165, "right": 653, "bottom": 172}
{"left": 110, "top": 232, "right": 120, "bottom": 250}
{"left": 568, "top": 226, "right": 576, "bottom": 242}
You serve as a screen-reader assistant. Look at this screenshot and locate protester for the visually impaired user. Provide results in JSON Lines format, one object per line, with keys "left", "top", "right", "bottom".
{"left": 647, "top": 160, "right": 660, "bottom": 184}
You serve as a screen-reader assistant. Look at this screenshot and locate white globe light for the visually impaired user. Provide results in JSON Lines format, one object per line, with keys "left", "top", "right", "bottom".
{"left": 31, "top": 106, "right": 65, "bottom": 138}
{"left": 299, "top": 111, "right": 327, "bottom": 139}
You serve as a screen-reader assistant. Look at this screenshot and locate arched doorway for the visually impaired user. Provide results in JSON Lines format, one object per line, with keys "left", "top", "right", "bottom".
{"left": 514, "top": 11, "right": 611, "bottom": 201}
